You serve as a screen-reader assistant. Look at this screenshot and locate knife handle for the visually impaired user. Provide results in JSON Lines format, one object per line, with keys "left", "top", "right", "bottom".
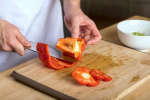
{"left": 11, "top": 71, "right": 77, "bottom": 100}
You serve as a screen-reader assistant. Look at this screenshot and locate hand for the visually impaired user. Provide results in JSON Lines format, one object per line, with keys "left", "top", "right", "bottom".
{"left": 64, "top": 9, "right": 102, "bottom": 45}
{"left": 0, "top": 19, "right": 31, "bottom": 55}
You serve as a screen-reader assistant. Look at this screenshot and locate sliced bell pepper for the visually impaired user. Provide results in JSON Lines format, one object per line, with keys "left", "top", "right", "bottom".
{"left": 89, "top": 69, "right": 105, "bottom": 81}
{"left": 72, "top": 66, "right": 99, "bottom": 87}
{"left": 102, "top": 74, "right": 112, "bottom": 82}
{"left": 56, "top": 38, "right": 85, "bottom": 60}
{"left": 90, "top": 69, "right": 112, "bottom": 82}
{"left": 51, "top": 57, "right": 77, "bottom": 68}
{"left": 36, "top": 42, "right": 76, "bottom": 70}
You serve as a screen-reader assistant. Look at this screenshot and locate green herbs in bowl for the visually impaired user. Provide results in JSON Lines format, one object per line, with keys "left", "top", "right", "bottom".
{"left": 132, "top": 32, "right": 145, "bottom": 36}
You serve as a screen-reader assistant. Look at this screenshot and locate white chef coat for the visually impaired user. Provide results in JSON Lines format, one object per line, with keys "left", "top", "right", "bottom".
{"left": 0, "top": 0, "right": 64, "bottom": 71}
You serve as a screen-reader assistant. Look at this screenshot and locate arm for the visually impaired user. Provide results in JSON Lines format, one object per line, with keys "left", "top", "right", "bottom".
{"left": 63, "top": 0, "right": 101, "bottom": 45}
{"left": 63, "top": 0, "right": 80, "bottom": 16}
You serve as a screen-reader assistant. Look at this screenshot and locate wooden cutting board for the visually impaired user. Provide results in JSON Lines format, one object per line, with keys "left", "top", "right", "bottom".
{"left": 13, "top": 40, "right": 150, "bottom": 100}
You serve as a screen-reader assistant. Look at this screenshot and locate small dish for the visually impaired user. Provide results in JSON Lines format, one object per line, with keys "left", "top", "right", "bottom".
{"left": 117, "top": 20, "right": 150, "bottom": 50}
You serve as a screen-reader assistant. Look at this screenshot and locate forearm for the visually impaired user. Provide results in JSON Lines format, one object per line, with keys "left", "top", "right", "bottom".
{"left": 63, "top": 0, "right": 81, "bottom": 16}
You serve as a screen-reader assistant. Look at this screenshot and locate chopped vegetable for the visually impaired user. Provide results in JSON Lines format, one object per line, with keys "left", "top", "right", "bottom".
{"left": 36, "top": 42, "right": 76, "bottom": 70}
{"left": 102, "top": 74, "right": 112, "bottom": 82}
{"left": 90, "top": 69, "right": 112, "bottom": 82}
{"left": 56, "top": 38, "right": 85, "bottom": 60}
{"left": 89, "top": 69, "right": 105, "bottom": 80}
{"left": 37, "top": 37, "right": 85, "bottom": 69}
{"left": 72, "top": 67, "right": 99, "bottom": 87}
{"left": 72, "top": 67, "right": 112, "bottom": 87}
{"left": 132, "top": 32, "right": 145, "bottom": 36}
{"left": 37, "top": 38, "right": 112, "bottom": 87}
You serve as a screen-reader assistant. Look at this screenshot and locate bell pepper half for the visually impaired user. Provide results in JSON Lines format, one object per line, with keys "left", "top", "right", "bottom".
{"left": 56, "top": 38, "right": 85, "bottom": 60}
{"left": 72, "top": 66, "right": 99, "bottom": 87}
{"left": 36, "top": 42, "right": 76, "bottom": 70}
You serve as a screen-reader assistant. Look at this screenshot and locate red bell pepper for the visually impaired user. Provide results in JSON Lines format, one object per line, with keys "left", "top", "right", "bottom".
{"left": 72, "top": 67, "right": 112, "bottom": 87}
{"left": 36, "top": 42, "right": 76, "bottom": 70}
{"left": 89, "top": 69, "right": 105, "bottom": 81}
{"left": 102, "top": 74, "right": 112, "bottom": 82}
{"left": 56, "top": 38, "right": 85, "bottom": 60}
{"left": 90, "top": 69, "right": 112, "bottom": 82}
{"left": 72, "top": 67, "right": 99, "bottom": 87}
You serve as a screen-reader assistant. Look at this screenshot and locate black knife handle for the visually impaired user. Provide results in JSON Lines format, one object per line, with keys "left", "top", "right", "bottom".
{"left": 11, "top": 71, "right": 78, "bottom": 100}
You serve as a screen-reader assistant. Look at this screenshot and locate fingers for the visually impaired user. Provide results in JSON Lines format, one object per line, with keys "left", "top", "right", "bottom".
{"left": 0, "top": 35, "right": 25, "bottom": 55}
{"left": 16, "top": 31, "right": 31, "bottom": 48}
{"left": 0, "top": 44, "right": 12, "bottom": 52}
{"left": 64, "top": 16, "right": 81, "bottom": 38}
{"left": 8, "top": 37, "right": 25, "bottom": 56}
{"left": 72, "top": 24, "right": 80, "bottom": 38}
{"left": 86, "top": 24, "right": 102, "bottom": 45}
{"left": 7, "top": 29, "right": 26, "bottom": 55}
{"left": 0, "top": 30, "right": 13, "bottom": 52}
{"left": 84, "top": 34, "right": 90, "bottom": 42}
{"left": 0, "top": 19, "right": 29, "bottom": 55}
{"left": 78, "top": 23, "right": 101, "bottom": 45}
{"left": 65, "top": 14, "right": 101, "bottom": 45}
{"left": 71, "top": 18, "right": 82, "bottom": 38}
{"left": 79, "top": 26, "right": 91, "bottom": 44}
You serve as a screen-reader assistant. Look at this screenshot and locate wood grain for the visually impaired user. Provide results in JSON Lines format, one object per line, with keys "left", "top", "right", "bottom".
{"left": 14, "top": 40, "right": 150, "bottom": 100}
{"left": 0, "top": 16, "right": 149, "bottom": 100}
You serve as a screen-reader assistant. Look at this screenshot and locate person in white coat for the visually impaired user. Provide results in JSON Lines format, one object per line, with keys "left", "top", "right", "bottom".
{"left": 0, "top": 0, "right": 101, "bottom": 71}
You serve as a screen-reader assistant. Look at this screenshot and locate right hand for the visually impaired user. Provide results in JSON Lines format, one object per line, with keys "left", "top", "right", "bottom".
{"left": 0, "top": 19, "right": 31, "bottom": 55}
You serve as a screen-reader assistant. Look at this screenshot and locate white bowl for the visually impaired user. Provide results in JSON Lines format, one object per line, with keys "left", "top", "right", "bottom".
{"left": 117, "top": 20, "right": 150, "bottom": 50}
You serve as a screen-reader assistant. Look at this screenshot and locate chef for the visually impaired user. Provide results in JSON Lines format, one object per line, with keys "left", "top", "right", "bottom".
{"left": 0, "top": 0, "right": 101, "bottom": 71}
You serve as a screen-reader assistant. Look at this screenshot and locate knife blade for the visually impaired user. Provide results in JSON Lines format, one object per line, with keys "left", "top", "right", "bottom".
{"left": 28, "top": 42, "right": 61, "bottom": 59}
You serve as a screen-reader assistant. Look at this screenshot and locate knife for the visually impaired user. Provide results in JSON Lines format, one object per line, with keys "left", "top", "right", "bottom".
{"left": 28, "top": 41, "right": 61, "bottom": 59}
{"left": 11, "top": 71, "right": 77, "bottom": 100}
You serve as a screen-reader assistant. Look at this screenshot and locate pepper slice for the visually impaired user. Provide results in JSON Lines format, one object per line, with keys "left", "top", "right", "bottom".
{"left": 90, "top": 69, "right": 112, "bottom": 82}
{"left": 102, "top": 74, "right": 112, "bottom": 82}
{"left": 56, "top": 38, "right": 85, "bottom": 60}
{"left": 89, "top": 69, "right": 105, "bottom": 81}
{"left": 72, "top": 67, "right": 99, "bottom": 87}
{"left": 36, "top": 42, "right": 76, "bottom": 70}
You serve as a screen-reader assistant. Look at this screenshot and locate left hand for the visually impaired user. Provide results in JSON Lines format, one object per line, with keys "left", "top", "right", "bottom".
{"left": 64, "top": 9, "right": 102, "bottom": 45}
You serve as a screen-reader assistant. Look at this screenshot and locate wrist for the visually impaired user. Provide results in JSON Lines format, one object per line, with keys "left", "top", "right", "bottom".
{"left": 63, "top": 0, "right": 81, "bottom": 17}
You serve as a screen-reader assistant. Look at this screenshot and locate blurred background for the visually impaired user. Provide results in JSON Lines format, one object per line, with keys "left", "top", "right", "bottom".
{"left": 81, "top": 0, "right": 150, "bottom": 29}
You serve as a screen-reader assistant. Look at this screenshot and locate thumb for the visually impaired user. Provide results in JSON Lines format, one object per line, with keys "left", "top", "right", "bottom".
{"left": 71, "top": 24, "right": 80, "bottom": 38}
